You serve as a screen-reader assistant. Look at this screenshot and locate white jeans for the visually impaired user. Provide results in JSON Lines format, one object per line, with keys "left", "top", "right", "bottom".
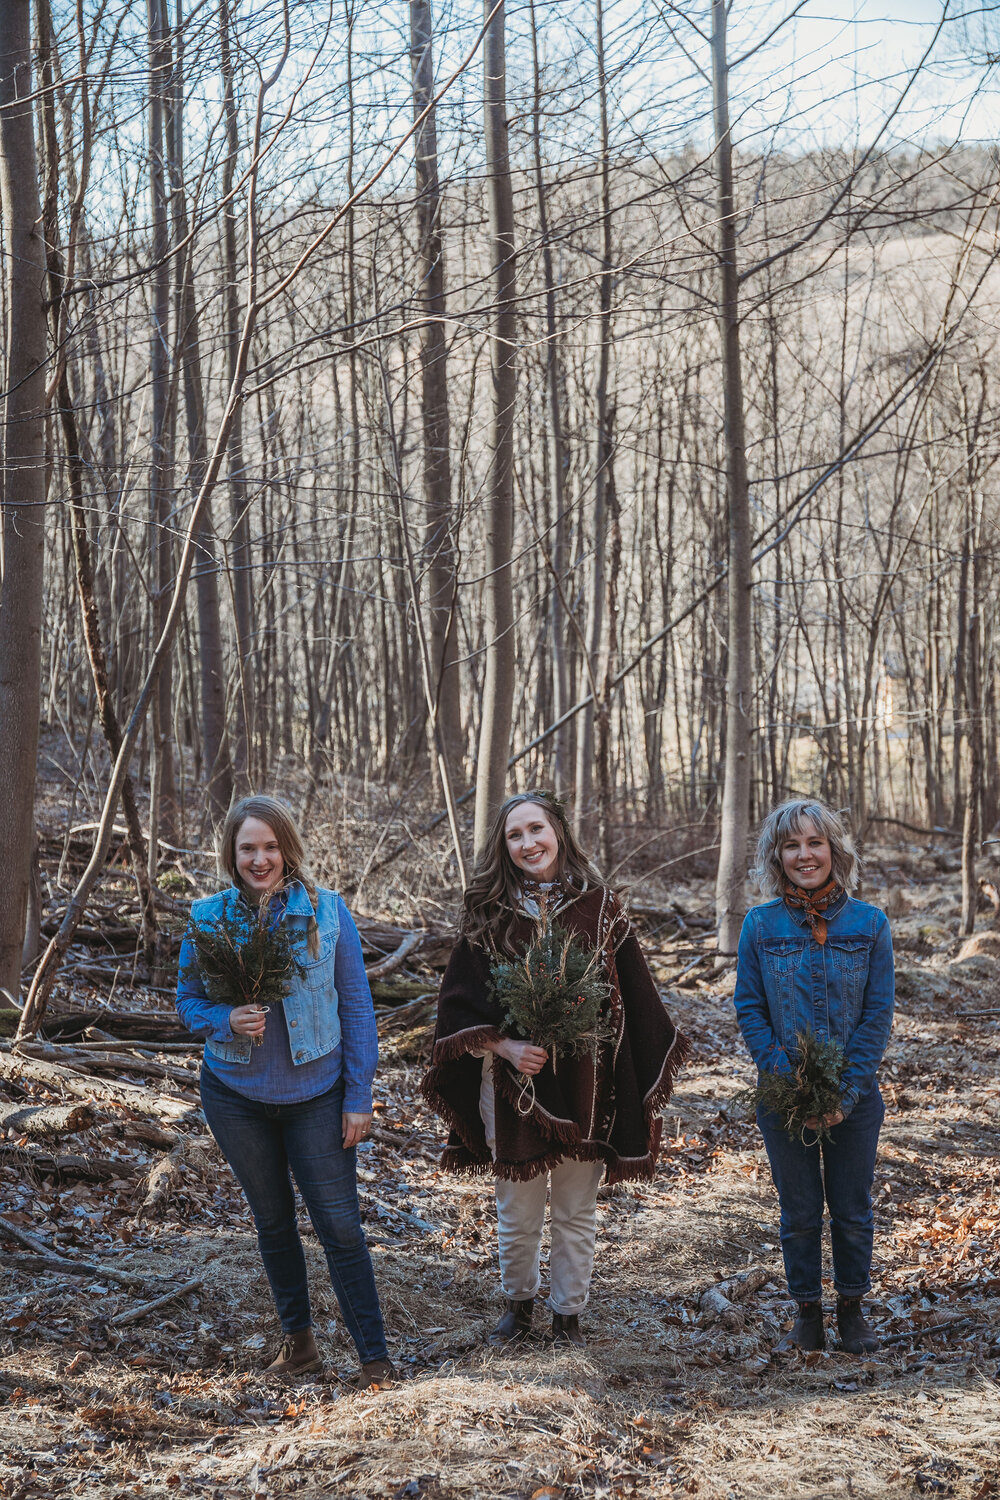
{"left": 480, "top": 1056, "right": 604, "bottom": 1315}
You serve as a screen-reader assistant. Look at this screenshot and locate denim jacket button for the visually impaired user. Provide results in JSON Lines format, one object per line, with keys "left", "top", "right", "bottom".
{"left": 295, "top": 1050, "right": 305, "bottom": 1060}
{"left": 289, "top": 1019, "right": 298, "bottom": 1028}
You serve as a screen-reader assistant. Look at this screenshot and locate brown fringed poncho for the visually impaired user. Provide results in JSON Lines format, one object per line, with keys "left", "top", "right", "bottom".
{"left": 420, "top": 886, "right": 690, "bottom": 1184}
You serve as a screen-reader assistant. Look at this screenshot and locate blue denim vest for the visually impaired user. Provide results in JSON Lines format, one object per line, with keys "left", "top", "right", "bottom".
{"left": 733, "top": 893, "right": 894, "bottom": 1114}
{"left": 188, "top": 882, "right": 342, "bottom": 1068}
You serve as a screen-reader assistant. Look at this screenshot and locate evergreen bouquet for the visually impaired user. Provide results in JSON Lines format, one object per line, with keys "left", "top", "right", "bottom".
{"left": 182, "top": 897, "right": 304, "bottom": 1046}
{"left": 489, "top": 920, "right": 614, "bottom": 1106}
{"left": 736, "top": 1029, "right": 848, "bottom": 1142}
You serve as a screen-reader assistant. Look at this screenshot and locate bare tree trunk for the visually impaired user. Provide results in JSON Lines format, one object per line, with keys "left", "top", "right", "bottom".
{"left": 961, "top": 385, "right": 986, "bottom": 934}
{"left": 473, "top": 0, "right": 517, "bottom": 858}
{"left": 528, "top": 0, "right": 570, "bottom": 792}
{"left": 711, "top": 0, "right": 753, "bottom": 953}
{"left": 0, "top": 0, "right": 48, "bottom": 1001}
{"left": 147, "top": 0, "right": 177, "bottom": 859}
{"left": 410, "top": 0, "right": 463, "bottom": 781}
{"left": 35, "top": 0, "right": 158, "bottom": 965}
{"left": 168, "top": 0, "right": 232, "bottom": 822}
{"left": 575, "top": 0, "right": 614, "bottom": 839}
{"left": 219, "top": 0, "right": 254, "bottom": 791}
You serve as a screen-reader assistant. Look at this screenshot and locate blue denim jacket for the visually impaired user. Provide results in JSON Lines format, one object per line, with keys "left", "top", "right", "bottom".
{"left": 733, "top": 893, "right": 894, "bottom": 1117}
{"left": 177, "top": 882, "right": 347, "bottom": 1068}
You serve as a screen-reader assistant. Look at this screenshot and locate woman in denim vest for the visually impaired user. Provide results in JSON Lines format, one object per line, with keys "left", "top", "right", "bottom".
{"left": 734, "top": 799, "right": 894, "bottom": 1354}
{"left": 176, "top": 795, "right": 392, "bottom": 1386}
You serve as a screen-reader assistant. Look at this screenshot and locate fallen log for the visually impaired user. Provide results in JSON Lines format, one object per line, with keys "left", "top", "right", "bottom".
{"left": 122, "top": 1121, "right": 179, "bottom": 1151}
{"left": 0, "top": 1049, "right": 197, "bottom": 1124}
{"left": 0, "top": 1100, "right": 94, "bottom": 1137}
{"left": 699, "top": 1267, "right": 771, "bottom": 1330}
{"left": 375, "top": 991, "right": 436, "bottom": 1035}
{"left": 21, "top": 1041, "right": 199, "bottom": 1090}
{"left": 40, "top": 1009, "right": 190, "bottom": 1044}
{"left": 0, "top": 1141, "right": 136, "bottom": 1181}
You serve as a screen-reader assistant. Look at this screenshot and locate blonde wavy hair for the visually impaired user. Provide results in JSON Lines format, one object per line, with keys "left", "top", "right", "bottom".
{"left": 752, "top": 798, "right": 861, "bottom": 899}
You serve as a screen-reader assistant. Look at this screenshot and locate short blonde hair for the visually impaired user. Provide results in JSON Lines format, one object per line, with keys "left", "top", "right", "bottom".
{"left": 752, "top": 799, "right": 860, "bottom": 898}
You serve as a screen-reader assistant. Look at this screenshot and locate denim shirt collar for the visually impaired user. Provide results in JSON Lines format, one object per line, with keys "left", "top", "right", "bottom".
{"left": 781, "top": 886, "right": 849, "bottom": 931}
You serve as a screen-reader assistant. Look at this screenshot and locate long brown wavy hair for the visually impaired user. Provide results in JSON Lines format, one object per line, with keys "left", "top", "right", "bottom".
{"left": 461, "top": 790, "right": 606, "bottom": 955}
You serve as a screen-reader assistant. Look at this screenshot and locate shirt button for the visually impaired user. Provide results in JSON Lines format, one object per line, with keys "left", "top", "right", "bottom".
{"left": 289, "top": 1020, "right": 298, "bottom": 1028}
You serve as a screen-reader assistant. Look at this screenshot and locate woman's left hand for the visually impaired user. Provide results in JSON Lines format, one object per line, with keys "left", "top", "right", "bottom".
{"left": 804, "top": 1109, "right": 844, "bottom": 1131}
{"left": 343, "top": 1112, "right": 373, "bottom": 1148}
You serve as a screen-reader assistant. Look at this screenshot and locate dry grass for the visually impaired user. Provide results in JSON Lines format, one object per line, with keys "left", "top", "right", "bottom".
{"left": 2, "top": 853, "right": 999, "bottom": 1500}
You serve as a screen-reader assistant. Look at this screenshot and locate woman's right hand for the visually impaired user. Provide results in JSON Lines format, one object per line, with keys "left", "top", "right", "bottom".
{"left": 230, "top": 1004, "right": 267, "bottom": 1038}
{"left": 491, "top": 1037, "right": 548, "bottom": 1074}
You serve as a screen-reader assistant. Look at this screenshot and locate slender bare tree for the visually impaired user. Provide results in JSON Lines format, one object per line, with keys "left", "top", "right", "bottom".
{"left": 0, "top": 0, "right": 48, "bottom": 1001}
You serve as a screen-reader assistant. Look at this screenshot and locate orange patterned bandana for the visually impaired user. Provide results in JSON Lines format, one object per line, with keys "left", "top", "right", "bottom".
{"left": 782, "top": 877, "right": 842, "bottom": 945}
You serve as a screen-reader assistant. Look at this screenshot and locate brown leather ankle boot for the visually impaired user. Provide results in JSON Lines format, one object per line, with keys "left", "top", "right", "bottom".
{"left": 776, "top": 1300, "right": 825, "bottom": 1352}
{"left": 836, "top": 1296, "right": 879, "bottom": 1354}
{"left": 357, "top": 1357, "right": 397, "bottom": 1388}
{"left": 489, "top": 1298, "right": 534, "bottom": 1344}
{"left": 551, "top": 1312, "right": 586, "bottom": 1346}
{"left": 264, "top": 1326, "right": 322, "bottom": 1377}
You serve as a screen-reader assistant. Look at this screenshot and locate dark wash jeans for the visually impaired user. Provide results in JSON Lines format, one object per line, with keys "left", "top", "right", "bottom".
{"left": 757, "top": 1084, "right": 884, "bottom": 1302}
{"left": 200, "top": 1066, "right": 388, "bottom": 1362}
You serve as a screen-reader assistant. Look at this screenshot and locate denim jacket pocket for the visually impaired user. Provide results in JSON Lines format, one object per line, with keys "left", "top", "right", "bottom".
{"left": 761, "top": 938, "right": 807, "bottom": 976}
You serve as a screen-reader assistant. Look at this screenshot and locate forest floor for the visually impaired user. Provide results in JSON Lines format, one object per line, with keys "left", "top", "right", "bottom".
{"left": 1, "top": 828, "right": 999, "bottom": 1500}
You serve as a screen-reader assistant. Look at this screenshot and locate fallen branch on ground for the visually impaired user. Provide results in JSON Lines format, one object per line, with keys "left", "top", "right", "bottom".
{"left": 879, "top": 1315, "right": 977, "bottom": 1347}
{"left": 134, "top": 1138, "right": 212, "bottom": 1220}
{"left": 365, "top": 930, "right": 424, "bottom": 979}
{"left": 110, "top": 1277, "right": 203, "bottom": 1326}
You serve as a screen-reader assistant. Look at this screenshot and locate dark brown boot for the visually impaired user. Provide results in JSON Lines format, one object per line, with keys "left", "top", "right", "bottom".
{"left": 357, "top": 1357, "right": 396, "bottom": 1388}
{"left": 264, "top": 1327, "right": 322, "bottom": 1377}
{"left": 551, "top": 1313, "right": 586, "bottom": 1347}
{"left": 489, "top": 1298, "right": 534, "bottom": 1344}
{"left": 836, "top": 1296, "right": 879, "bottom": 1354}
{"left": 776, "top": 1300, "right": 825, "bottom": 1352}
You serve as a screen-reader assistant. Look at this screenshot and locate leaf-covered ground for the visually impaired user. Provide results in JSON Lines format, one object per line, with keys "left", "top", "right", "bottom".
{"left": 1, "top": 852, "right": 999, "bottom": 1500}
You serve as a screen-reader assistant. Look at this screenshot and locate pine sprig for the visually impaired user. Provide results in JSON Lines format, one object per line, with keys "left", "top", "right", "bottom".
{"left": 736, "top": 1029, "right": 848, "bottom": 1142}
{"left": 489, "top": 919, "right": 614, "bottom": 1059}
{"left": 182, "top": 897, "right": 305, "bottom": 1043}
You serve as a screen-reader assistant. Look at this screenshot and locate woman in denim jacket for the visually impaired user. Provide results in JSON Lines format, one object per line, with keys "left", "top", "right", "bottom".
{"left": 734, "top": 799, "right": 893, "bottom": 1355}
{"left": 176, "top": 795, "right": 392, "bottom": 1386}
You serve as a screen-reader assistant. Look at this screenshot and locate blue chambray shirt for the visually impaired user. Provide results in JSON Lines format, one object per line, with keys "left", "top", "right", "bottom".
{"left": 733, "top": 892, "right": 894, "bottom": 1118}
{"left": 175, "top": 881, "right": 378, "bottom": 1111}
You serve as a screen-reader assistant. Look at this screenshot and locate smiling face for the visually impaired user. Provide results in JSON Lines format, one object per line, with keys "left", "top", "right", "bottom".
{"left": 780, "top": 818, "right": 833, "bottom": 891}
{"left": 234, "top": 816, "right": 285, "bottom": 897}
{"left": 504, "top": 801, "right": 562, "bottom": 885}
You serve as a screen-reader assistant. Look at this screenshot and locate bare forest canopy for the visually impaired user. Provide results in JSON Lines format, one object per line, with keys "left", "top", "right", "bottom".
{"left": 3, "top": 0, "right": 1000, "bottom": 1005}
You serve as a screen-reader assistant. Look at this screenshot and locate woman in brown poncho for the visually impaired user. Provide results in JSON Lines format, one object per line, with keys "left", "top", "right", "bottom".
{"left": 420, "top": 791, "right": 689, "bottom": 1347}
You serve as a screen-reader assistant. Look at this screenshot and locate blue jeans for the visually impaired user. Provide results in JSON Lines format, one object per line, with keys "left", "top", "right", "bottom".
{"left": 757, "top": 1084, "right": 884, "bottom": 1302}
{"left": 200, "top": 1066, "right": 388, "bottom": 1362}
